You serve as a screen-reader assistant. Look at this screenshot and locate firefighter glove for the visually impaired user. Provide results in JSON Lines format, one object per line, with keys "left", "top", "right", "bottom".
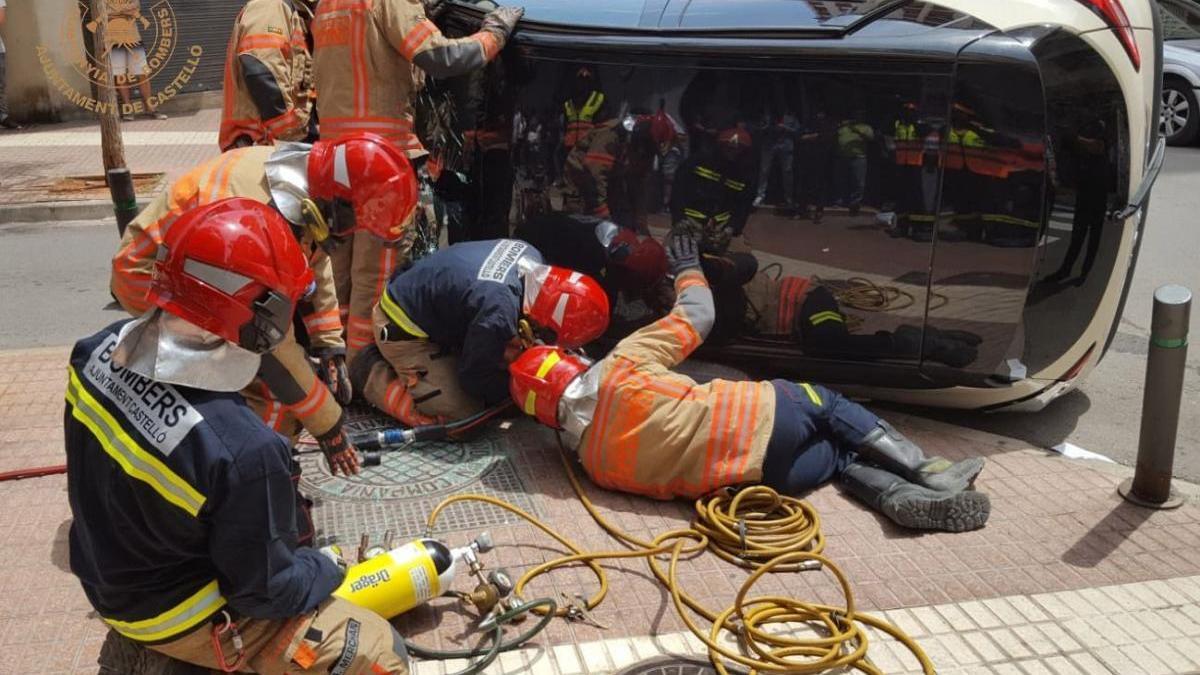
{"left": 315, "top": 348, "right": 353, "bottom": 406}
{"left": 483, "top": 5, "right": 524, "bottom": 37}
{"left": 318, "top": 428, "right": 361, "bottom": 476}
{"left": 421, "top": 0, "right": 447, "bottom": 19}
{"left": 667, "top": 231, "right": 701, "bottom": 275}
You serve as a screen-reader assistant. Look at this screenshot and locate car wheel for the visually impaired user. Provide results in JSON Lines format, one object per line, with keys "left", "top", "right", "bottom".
{"left": 1161, "top": 79, "right": 1199, "bottom": 146}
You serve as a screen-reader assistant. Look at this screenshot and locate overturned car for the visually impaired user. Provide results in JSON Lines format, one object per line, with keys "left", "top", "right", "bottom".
{"left": 420, "top": 0, "right": 1165, "bottom": 411}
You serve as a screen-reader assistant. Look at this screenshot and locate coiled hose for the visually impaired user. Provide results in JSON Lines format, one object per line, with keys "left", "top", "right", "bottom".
{"left": 424, "top": 451, "right": 935, "bottom": 674}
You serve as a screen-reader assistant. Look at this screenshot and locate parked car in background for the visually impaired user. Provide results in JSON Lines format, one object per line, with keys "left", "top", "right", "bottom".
{"left": 423, "top": 0, "right": 1164, "bottom": 412}
{"left": 1160, "top": 0, "right": 1200, "bottom": 144}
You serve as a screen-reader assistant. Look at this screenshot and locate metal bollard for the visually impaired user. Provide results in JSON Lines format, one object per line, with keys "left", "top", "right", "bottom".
{"left": 1119, "top": 285, "right": 1191, "bottom": 509}
{"left": 107, "top": 168, "right": 139, "bottom": 237}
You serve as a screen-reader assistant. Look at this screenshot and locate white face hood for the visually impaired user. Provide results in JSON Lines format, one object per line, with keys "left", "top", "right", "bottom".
{"left": 556, "top": 360, "right": 601, "bottom": 451}
{"left": 113, "top": 310, "right": 263, "bottom": 392}
{"left": 264, "top": 141, "right": 314, "bottom": 226}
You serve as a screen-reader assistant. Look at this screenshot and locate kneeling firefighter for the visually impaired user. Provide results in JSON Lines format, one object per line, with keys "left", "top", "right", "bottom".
{"left": 351, "top": 239, "right": 610, "bottom": 426}
{"left": 508, "top": 232, "right": 991, "bottom": 532}
{"left": 112, "top": 133, "right": 419, "bottom": 477}
{"left": 71, "top": 201, "right": 410, "bottom": 674}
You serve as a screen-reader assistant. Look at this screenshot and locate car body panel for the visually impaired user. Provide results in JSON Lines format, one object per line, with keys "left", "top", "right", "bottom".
{"left": 433, "top": 0, "right": 1162, "bottom": 411}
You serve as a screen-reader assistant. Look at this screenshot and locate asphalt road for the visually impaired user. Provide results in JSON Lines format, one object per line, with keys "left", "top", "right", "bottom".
{"left": 2, "top": 148, "right": 1198, "bottom": 480}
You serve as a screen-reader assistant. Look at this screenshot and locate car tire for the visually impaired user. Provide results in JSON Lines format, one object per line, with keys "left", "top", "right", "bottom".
{"left": 1161, "top": 78, "right": 1199, "bottom": 146}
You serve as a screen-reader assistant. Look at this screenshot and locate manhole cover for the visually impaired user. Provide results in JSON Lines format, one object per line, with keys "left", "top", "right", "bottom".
{"left": 298, "top": 407, "right": 539, "bottom": 545}
{"left": 614, "top": 656, "right": 721, "bottom": 675}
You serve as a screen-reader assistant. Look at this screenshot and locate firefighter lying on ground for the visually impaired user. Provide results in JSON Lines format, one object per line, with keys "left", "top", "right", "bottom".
{"left": 220, "top": 0, "right": 316, "bottom": 151}
{"left": 312, "top": 0, "right": 524, "bottom": 362}
{"left": 743, "top": 273, "right": 981, "bottom": 367}
{"left": 509, "top": 232, "right": 991, "bottom": 533}
{"left": 111, "top": 133, "right": 419, "bottom": 476}
{"left": 350, "top": 239, "right": 611, "bottom": 427}
{"left": 71, "top": 201, "right": 410, "bottom": 674}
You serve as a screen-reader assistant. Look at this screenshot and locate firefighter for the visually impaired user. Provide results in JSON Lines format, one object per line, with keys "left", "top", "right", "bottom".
{"left": 669, "top": 125, "right": 759, "bottom": 344}
{"left": 111, "top": 133, "right": 419, "bottom": 476}
{"left": 563, "top": 113, "right": 657, "bottom": 231}
{"left": 509, "top": 232, "right": 991, "bottom": 532}
{"left": 885, "top": 102, "right": 927, "bottom": 239}
{"left": 350, "top": 239, "right": 609, "bottom": 426}
{"left": 513, "top": 213, "right": 669, "bottom": 309}
{"left": 834, "top": 110, "right": 874, "bottom": 215}
{"left": 312, "top": 0, "right": 523, "bottom": 364}
{"left": 562, "top": 66, "right": 605, "bottom": 153}
{"left": 744, "top": 274, "right": 980, "bottom": 367}
{"left": 219, "top": 0, "right": 316, "bottom": 151}
{"left": 70, "top": 201, "right": 410, "bottom": 674}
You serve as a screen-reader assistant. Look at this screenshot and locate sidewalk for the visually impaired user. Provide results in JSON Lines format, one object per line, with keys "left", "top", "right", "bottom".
{"left": 0, "top": 109, "right": 221, "bottom": 217}
{"left": 1, "top": 343, "right": 1198, "bottom": 674}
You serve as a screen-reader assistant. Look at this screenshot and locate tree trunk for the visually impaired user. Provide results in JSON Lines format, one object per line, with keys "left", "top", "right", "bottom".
{"left": 90, "top": 0, "right": 126, "bottom": 172}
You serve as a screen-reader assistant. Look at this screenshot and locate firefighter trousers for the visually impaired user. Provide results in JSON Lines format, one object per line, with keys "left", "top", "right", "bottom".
{"left": 759, "top": 380, "right": 878, "bottom": 494}
{"left": 148, "top": 597, "right": 409, "bottom": 674}
{"left": 330, "top": 230, "right": 413, "bottom": 365}
{"left": 351, "top": 305, "right": 485, "bottom": 426}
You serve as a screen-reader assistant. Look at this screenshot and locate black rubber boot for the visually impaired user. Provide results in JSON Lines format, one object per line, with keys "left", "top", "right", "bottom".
{"left": 840, "top": 463, "right": 991, "bottom": 532}
{"left": 857, "top": 421, "right": 985, "bottom": 493}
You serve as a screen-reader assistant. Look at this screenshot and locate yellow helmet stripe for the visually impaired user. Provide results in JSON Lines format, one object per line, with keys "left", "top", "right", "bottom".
{"left": 535, "top": 350, "right": 562, "bottom": 378}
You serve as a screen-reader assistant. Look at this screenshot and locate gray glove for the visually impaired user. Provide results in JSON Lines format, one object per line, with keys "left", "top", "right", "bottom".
{"left": 666, "top": 231, "right": 701, "bottom": 276}
{"left": 482, "top": 5, "right": 524, "bottom": 37}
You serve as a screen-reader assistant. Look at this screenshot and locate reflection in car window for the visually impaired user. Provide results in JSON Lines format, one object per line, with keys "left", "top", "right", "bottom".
{"left": 1160, "top": 0, "right": 1200, "bottom": 40}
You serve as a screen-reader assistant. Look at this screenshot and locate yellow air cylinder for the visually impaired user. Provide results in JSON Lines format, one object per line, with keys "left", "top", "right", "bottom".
{"left": 333, "top": 538, "right": 457, "bottom": 619}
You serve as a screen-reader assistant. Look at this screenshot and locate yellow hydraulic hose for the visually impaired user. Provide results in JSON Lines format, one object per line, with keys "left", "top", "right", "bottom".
{"left": 425, "top": 452, "right": 936, "bottom": 674}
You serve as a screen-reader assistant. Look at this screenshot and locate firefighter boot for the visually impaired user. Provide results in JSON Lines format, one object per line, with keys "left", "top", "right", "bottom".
{"left": 856, "top": 421, "right": 985, "bottom": 494}
{"left": 840, "top": 462, "right": 991, "bottom": 532}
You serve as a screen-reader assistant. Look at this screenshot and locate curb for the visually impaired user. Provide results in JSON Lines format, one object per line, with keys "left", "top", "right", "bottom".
{"left": 0, "top": 199, "right": 117, "bottom": 224}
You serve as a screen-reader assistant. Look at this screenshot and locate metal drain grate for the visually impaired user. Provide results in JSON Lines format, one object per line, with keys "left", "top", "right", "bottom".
{"left": 297, "top": 407, "right": 539, "bottom": 546}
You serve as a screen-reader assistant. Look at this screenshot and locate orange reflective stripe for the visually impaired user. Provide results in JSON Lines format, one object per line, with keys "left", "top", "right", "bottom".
{"left": 351, "top": 9, "right": 368, "bottom": 117}
{"left": 658, "top": 313, "right": 700, "bottom": 357}
{"left": 471, "top": 31, "right": 500, "bottom": 61}
{"left": 399, "top": 20, "right": 437, "bottom": 61}
{"left": 375, "top": 245, "right": 397, "bottom": 306}
{"left": 584, "top": 152, "right": 615, "bottom": 166}
{"left": 264, "top": 108, "right": 302, "bottom": 134}
{"left": 289, "top": 382, "right": 330, "bottom": 419}
{"left": 593, "top": 205, "right": 611, "bottom": 217}
{"left": 730, "top": 383, "right": 763, "bottom": 481}
{"left": 303, "top": 310, "right": 342, "bottom": 333}
{"left": 237, "top": 33, "right": 289, "bottom": 53}
{"left": 701, "top": 383, "right": 732, "bottom": 493}
{"left": 676, "top": 272, "right": 707, "bottom": 292}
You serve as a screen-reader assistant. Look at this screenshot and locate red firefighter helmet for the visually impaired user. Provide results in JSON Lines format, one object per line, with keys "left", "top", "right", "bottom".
{"left": 649, "top": 110, "right": 677, "bottom": 147}
{"left": 509, "top": 346, "right": 589, "bottom": 428}
{"left": 607, "top": 229, "right": 668, "bottom": 291}
{"left": 148, "top": 198, "right": 315, "bottom": 354}
{"left": 307, "top": 132, "right": 418, "bottom": 242}
{"left": 522, "top": 265, "right": 610, "bottom": 348}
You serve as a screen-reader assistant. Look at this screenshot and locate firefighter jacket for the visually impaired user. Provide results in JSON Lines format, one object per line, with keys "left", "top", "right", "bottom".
{"left": 378, "top": 239, "right": 542, "bottom": 405}
{"left": 312, "top": 0, "right": 509, "bottom": 156}
{"left": 563, "top": 90, "right": 605, "bottom": 149}
{"left": 219, "top": 0, "right": 313, "bottom": 152}
{"left": 565, "top": 120, "right": 623, "bottom": 219}
{"left": 111, "top": 146, "right": 346, "bottom": 441}
{"left": 65, "top": 322, "right": 344, "bottom": 643}
{"left": 670, "top": 155, "right": 754, "bottom": 252}
{"left": 576, "top": 269, "right": 777, "bottom": 500}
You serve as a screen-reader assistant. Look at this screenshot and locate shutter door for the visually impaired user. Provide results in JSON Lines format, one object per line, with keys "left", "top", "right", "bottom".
{"left": 144, "top": 0, "right": 244, "bottom": 95}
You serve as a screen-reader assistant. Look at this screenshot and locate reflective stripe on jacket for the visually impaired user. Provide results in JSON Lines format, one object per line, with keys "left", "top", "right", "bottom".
{"left": 578, "top": 270, "right": 776, "bottom": 499}
{"left": 219, "top": 0, "right": 313, "bottom": 151}
{"left": 312, "top": 0, "right": 509, "bottom": 156}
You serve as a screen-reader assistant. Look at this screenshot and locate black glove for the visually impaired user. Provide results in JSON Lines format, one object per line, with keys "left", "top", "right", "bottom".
{"left": 421, "top": 0, "right": 447, "bottom": 19}
{"left": 482, "top": 5, "right": 524, "bottom": 37}
{"left": 317, "top": 427, "right": 361, "bottom": 476}
{"left": 666, "top": 231, "right": 701, "bottom": 276}
{"left": 315, "top": 348, "right": 353, "bottom": 405}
